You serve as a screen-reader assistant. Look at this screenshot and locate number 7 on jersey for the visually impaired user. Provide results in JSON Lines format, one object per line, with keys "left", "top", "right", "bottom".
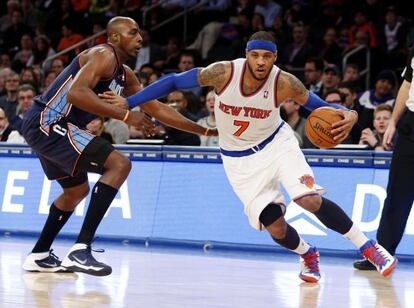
{"left": 233, "top": 120, "right": 250, "bottom": 137}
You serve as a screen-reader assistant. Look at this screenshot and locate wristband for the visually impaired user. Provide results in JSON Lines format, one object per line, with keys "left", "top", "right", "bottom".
{"left": 122, "top": 110, "right": 130, "bottom": 122}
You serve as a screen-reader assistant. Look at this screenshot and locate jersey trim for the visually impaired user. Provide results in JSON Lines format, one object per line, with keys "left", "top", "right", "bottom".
{"left": 216, "top": 61, "right": 234, "bottom": 95}
{"left": 273, "top": 69, "right": 282, "bottom": 107}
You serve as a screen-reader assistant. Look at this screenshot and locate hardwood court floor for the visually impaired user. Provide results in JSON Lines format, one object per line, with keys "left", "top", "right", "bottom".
{"left": 0, "top": 237, "right": 412, "bottom": 308}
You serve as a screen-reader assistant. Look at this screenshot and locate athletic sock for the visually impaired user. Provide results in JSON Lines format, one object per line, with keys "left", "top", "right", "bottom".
{"left": 343, "top": 223, "right": 369, "bottom": 249}
{"left": 272, "top": 224, "right": 310, "bottom": 254}
{"left": 76, "top": 181, "right": 118, "bottom": 244}
{"left": 32, "top": 203, "right": 73, "bottom": 253}
{"left": 314, "top": 197, "right": 353, "bottom": 235}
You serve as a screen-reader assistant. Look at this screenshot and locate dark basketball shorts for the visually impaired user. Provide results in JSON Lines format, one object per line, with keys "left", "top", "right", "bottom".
{"left": 22, "top": 105, "right": 115, "bottom": 188}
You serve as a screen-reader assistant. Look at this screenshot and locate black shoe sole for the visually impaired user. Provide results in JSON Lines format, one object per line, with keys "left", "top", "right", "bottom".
{"left": 353, "top": 261, "right": 376, "bottom": 271}
{"left": 63, "top": 266, "right": 112, "bottom": 276}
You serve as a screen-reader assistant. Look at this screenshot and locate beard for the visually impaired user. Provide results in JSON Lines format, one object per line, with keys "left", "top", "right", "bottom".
{"left": 246, "top": 62, "right": 268, "bottom": 81}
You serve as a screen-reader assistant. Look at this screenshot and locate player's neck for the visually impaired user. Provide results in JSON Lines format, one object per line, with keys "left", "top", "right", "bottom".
{"left": 242, "top": 70, "right": 266, "bottom": 95}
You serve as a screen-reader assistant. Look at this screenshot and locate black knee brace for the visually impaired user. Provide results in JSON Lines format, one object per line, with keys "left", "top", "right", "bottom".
{"left": 259, "top": 203, "right": 285, "bottom": 227}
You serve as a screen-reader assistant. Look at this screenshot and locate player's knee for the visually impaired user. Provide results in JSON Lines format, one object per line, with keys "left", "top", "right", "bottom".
{"left": 295, "top": 194, "right": 322, "bottom": 213}
{"left": 63, "top": 184, "right": 90, "bottom": 205}
{"left": 259, "top": 203, "right": 285, "bottom": 228}
{"left": 112, "top": 155, "right": 132, "bottom": 175}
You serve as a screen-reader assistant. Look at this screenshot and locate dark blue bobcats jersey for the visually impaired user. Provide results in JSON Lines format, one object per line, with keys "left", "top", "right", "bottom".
{"left": 34, "top": 44, "right": 126, "bottom": 132}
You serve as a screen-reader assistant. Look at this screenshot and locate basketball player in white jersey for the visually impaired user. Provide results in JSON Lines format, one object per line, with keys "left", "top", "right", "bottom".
{"left": 100, "top": 31, "right": 397, "bottom": 282}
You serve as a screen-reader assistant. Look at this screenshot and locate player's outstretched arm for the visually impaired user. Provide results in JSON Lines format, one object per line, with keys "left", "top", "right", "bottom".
{"left": 116, "top": 61, "right": 232, "bottom": 109}
{"left": 115, "top": 67, "right": 218, "bottom": 137}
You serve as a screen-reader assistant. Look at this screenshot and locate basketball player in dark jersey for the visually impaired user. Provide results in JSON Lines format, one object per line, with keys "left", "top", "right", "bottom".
{"left": 21, "top": 17, "right": 216, "bottom": 276}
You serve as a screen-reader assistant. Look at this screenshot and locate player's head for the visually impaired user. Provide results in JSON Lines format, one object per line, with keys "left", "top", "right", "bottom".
{"left": 107, "top": 16, "right": 142, "bottom": 59}
{"left": 245, "top": 31, "right": 277, "bottom": 80}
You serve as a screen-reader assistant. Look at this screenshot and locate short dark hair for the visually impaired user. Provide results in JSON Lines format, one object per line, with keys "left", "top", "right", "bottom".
{"left": 17, "top": 83, "right": 36, "bottom": 95}
{"left": 248, "top": 31, "right": 275, "bottom": 43}
{"left": 305, "top": 57, "right": 324, "bottom": 72}
{"left": 338, "top": 81, "right": 357, "bottom": 94}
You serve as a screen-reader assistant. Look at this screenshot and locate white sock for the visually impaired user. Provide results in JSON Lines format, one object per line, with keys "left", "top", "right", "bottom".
{"left": 343, "top": 223, "right": 369, "bottom": 249}
{"left": 292, "top": 237, "right": 311, "bottom": 255}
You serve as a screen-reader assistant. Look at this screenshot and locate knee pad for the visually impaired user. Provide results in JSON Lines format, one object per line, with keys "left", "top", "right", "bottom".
{"left": 259, "top": 203, "right": 285, "bottom": 227}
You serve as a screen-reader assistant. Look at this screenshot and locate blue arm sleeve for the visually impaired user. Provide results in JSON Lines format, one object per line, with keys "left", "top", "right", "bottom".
{"left": 127, "top": 68, "right": 200, "bottom": 108}
{"left": 303, "top": 92, "right": 348, "bottom": 111}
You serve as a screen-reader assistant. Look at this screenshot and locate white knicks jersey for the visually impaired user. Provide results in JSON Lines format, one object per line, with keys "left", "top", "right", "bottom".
{"left": 215, "top": 58, "right": 282, "bottom": 151}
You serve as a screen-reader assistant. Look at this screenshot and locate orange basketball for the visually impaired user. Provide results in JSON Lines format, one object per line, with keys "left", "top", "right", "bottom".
{"left": 305, "top": 107, "right": 343, "bottom": 149}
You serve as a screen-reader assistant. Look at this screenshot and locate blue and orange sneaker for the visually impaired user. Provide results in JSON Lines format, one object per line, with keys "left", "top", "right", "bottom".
{"left": 299, "top": 247, "right": 321, "bottom": 283}
{"left": 360, "top": 240, "right": 397, "bottom": 277}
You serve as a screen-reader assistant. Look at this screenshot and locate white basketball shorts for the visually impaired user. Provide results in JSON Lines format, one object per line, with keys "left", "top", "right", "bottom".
{"left": 221, "top": 124, "right": 324, "bottom": 230}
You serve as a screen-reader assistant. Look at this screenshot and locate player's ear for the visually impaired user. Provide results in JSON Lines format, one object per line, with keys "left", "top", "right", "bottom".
{"left": 274, "top": 52, "right": 278, "bottom": 63}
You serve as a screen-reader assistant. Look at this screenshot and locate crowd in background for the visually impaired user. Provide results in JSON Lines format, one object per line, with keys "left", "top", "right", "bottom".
{"left": 0, "top": 0, "right": 412, "bottom": 150}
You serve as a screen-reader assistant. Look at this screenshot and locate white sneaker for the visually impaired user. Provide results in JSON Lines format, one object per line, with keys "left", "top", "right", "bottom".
{"left": 23, "top": 250, "right": 72, "bottom": 273}
{"left": 360, "top": 240, "right": 398, "bottom": 277}
{"left": 299, "top": 246, "right": 321, "bottom": 283}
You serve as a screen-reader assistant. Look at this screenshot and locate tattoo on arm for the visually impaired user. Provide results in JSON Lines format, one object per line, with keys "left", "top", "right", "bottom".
{"left": 285, "top": 72, "right": 307, "bottom": 96}
{"left": 277, "top": 71, "right": 308, "bottom": 104}
{"left": 198, "top": 62, "right": 227, "bottom": 88}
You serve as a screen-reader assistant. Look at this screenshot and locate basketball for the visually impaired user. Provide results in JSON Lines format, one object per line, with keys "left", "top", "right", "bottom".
{"left": 305, "top": 107, "right": 343, "bottom": 149}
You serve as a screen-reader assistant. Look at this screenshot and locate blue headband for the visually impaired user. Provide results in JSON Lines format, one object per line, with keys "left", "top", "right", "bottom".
{"left": 246, "top": 40, "right": 277, "bottom": 53}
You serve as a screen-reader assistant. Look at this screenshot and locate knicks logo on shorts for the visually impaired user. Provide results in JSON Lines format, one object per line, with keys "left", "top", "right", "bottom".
{"left": 299, "top": 174, "right": 314, "bottom": 189}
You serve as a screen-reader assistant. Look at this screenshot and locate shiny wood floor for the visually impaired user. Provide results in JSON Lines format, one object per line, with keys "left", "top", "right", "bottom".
{"left": 0, "top": 237, "right": 412, "bottom": 308}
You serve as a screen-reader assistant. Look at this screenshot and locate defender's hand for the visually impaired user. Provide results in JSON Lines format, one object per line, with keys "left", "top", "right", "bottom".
{"left": 99, "top": 91, "right": 128, "bottom": 109}
{"left": 331, "top": 110, "right": 358, "bottom": 142}
{"left": 126, "top": 111, "right": 156, "bottom": 137}
{"left": 205, "top": 128, "right": 218, "bottom": 136}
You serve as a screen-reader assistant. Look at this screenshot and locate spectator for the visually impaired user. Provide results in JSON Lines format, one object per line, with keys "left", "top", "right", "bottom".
{"left": 0, "top": 71, "right": 20, "bottom": 120}
{"left": 12, "top": 33, "right": 33, "bottom": 71}
{"left": 20, "top": 67, "right": 40, "bottom": 92}
{"left": 338, "top": 81, "right": 363, "bottom": 142}
{"left": 86, "top": 117, "right": 114, "bottom": 144}
{"left": 2, "top": 9, "right": 33, "bottom": 54}
{"left": 0, "top": 68, "right": 12, "bottom": 96}
{"left": 57, "top": 22, "right": 84, "bottom": 63}
{"left": 41, "top": 70, "right": 58, "bottom": 94}
{"left": 342, "top": 63, "right": 363, "bottom": 92}
{"left": 382, "top": 6, "right": 407, "bottom": 69}
{"left": 176, "top": 51, "right": 202, "bottom": 96}
{"left": 0, "top": 0, "right": 20, "bottom": 33}
{"left": 26, "top": 35, "right": 56, "bottom": 73}
{"left": 348, "top": 8, "right": 376, "bottom": 49}
{"left": 187, "top": 21, "right": 223, "bottom": 61}
{"left": 133, "top": 29, "right": 164, "bottom": 72}
{"left": 357, "top": 69, "right": 396, "bottom": 130}
{"left": 359, "top": 104, "right": 393, "bottom": 150}
{"left": 318, "top": 27, "right": 342, "bottom": 66}
{"left": 136, "top": 64, "right": 155, "bottom": 88}
{"left": 320, "top": 64, "right": 341, "bottom": 98}
{"left": 11, "top": 83, "right": 35, "bottom": 132}
{"left": 280, "top": 98, "right": 314, "bottom": 148}
{"left": 304, "top": 57, "right": 324, "bottom": 96}
{"left": 0, "top": 54, "right": 12, "bottom": 70}
{"left": 278, "top": 22, "right": 315, "bottom": 78}
{"left": 162, "top": 36, "right": 181, "bottom": 70}
{"left": 51, "top": 58, "right": 65, "bottom": 75}
{"left": 197, "top": 90, "right": 219, "bottom": 147}
{"left": 254, "top": 0, "right": 282, "bottom": 28}
{"left": 0, "top": 106, "right": 22, "bottom": 142}
{"left": 163, "top": 90, "right": 200, "bottom": 146}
